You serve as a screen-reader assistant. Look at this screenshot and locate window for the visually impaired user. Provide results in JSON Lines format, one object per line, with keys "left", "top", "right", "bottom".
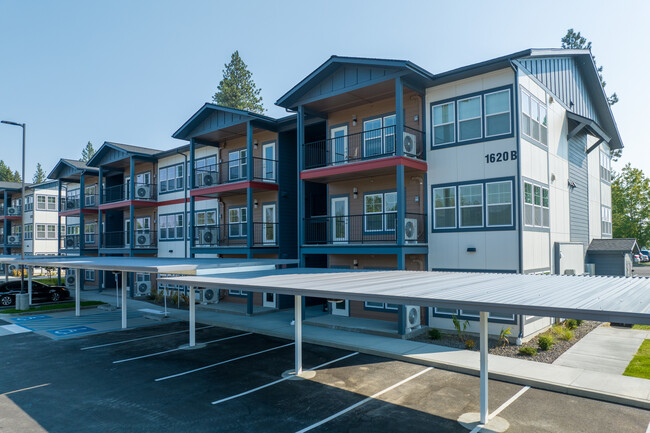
{"left": 458, "top": 96, "right": 482, "bottom": 141}
{"left": 486, "top": 182, "right": 512, "bottom": 226}
{"left": 24, "top": 196, "right": 33, "bottom": 211}
{"left": 195, "top": 210, "right": 217, "bottom": 226}
{"left": 229, "top": 149, "right": 247, "bottom": 181}
{"left": 47, "top": 225, "right": 56, "bottom": 239}
{"left": 24, "top": 224, "right": 33, "bottom": 240}
{"left": 159, "top": 213, "right": 184, "bottom": 240}
{"left": 363, "top": 114, "right": 396, "bottom": 157}
{"left": 484, "top": 89, "right": 511, "bottom": 137}
{"left": 521, "top": 90, "right": 548, "bottom": 145}
{"left": 433, "top": 187, "right": 456, "bottom": 229}
{"left": 524, "top": 181, "right": 549, "bottom": 228}
{"left": 195, "top": 155, "right": 218, "bottom": 186}
{"left": 228, "top": 289, "right": 246, "bottom": 297}
{"left": 85, "top": 270, "right": 95, "bottom": 281}
{"left": 600, "top": 152, "right": 611, "bottom": 182}
{"left": 85, "top": 223, "right": 96, "bottom": 244}
{"left": 36, "top": 196, "right": 46, "bottom": 210}
{"left": 459, "top": 184, "right": 483, "bottom": 227}
{"left": 228, "top": 207, "right": 247, "bottom": 237}
{"left": 36, "top": 224, "right": 46, "bottom": 239}
{"left": 364, "top": 192, "right": 397, "bottom": 232}
{"left": 159, "top": 164, "right": 184, "bottom": 193}
{"left": 432, "top": 102, "right": 455, "bottom": 145}
{"left": 85, "top": 184, "right": 97, "bottom": 206}
{"left": 364, "top": 302, "right": 399, "bottom": 311}
{"left": 47, "top": 196, "right": 56, "bottom": 210}
{"left": 601, "top": 206, "right": 612, "bottom": 235}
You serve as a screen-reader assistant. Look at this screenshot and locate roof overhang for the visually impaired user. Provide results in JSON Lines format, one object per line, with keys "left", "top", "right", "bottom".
{"left": 567, "top": 112, "right": 611, "bottom": 153}
{"left": 48, "top": 159, "right": 99, "bottom": 182}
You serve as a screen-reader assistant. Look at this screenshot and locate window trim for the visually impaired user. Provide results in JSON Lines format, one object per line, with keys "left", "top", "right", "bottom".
{"left": 523, "top": 180, "right": 550, "bottom": 229}
{"left": 228, "top": 206, "right": 248, "bottom": 238}
{"left": 362, "top": 112, "right": 396, "bottom": 158}
{"left": 520, "top": 88, "right": 548, "bottom": 146}
{"left": 363, "top": 190, "right": 397, "bottom": 234}
{"left": 159, "top": 163, "right": 184, "bottom": 194}
{"left": 431, "top": 307, "right": 516, "bottom": 324}
{"left": 601, "top": 205, "right": 612, "bottom": 236}
{"left": 600, "top": 151, "right": 611, "bottom": 183}
{"left": 485, "top": 181, "right": 513, "bottom": 227}
{"left": 159, "top": 212, "right": 184, "bottom": 241}
{"left": 457, "top": 95, "right": 483, "bottom": 143}
{"left": 458, "top": 183, "right": 484, "bottom": 228}
{"left": 433, "top": 186, "right": 457, "bottom": 229}
{"left": 484, "top": 88, "right": 512, "bottom": 138}
{"left": 432, "top": 101, "right": 456, "bottom": 146}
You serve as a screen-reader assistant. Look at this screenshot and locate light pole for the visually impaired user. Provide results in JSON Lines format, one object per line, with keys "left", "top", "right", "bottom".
{"left": 1, "top": 120, "right": 26, "bottom": 293}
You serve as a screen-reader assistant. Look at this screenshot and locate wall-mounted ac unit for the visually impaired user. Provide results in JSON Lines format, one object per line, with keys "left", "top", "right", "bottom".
{"left": 136, "top": 233, "right": 151, "bottom": 246}
{"left": 7, "top": 207, "right": 19, "bottom": 216}
{"left": 202, "top": 229, "right": 217, "bottom": 245}
{"left": 202, "top": 287, "right": 219, "bottom": 304}
{"left": 404, "top": 218, "right": 418, "bottom": 243}
{"left": 7, "top": 235, "right": 20, "bottom": 244}
{"left": 65, "top": 237, "right": 76, "bottom": 248}
{"left": 201, "top": 173, "right": 215, "bottom": 186}
{"left": 135, "top": 185, "right": 150, "bottom": 199}
{"left": 137, "top": 281, "right": 151, "bottom": 296}
{"left": 405, "top": 305, "right": 421, "bottom": 331}
{"left": 66, "top": 200, "right": 76, "bottom": 209}
{"left": 8, "top": 264, "right": 17, "bottom": 273}
{"left": 66, "top": 271, "right": 76, "bottom": 288}
{"left": 403, "top": 132, "right": 417, "bottom": 156}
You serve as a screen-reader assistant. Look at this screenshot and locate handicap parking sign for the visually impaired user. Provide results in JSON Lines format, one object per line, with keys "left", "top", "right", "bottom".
{"left": 49, "top": 326, "right": 95, "bottom": 336}
{"left": 13, "top": 315, "right": 51, "bottom": 322}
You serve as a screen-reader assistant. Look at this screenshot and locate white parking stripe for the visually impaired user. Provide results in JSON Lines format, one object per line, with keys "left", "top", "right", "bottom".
{"left": 80, "top": 325, "right": 216, "bottom": 350}
{"left": 212, "top": 352, "right": 360, "bottom": 405}
{"left": 113, "top": 333, "right": 253, "bottom": 364}
{"left": 1, "top": 324, "right": 31, "bottom": 334}
{"left": 155, "top": 342, "right": 295, "bottom": 382}
{"left": 646, "top": 420, "right": 650, "bottom": 433}
{"left": 469, "top": 386, "right": 530, "bottom": 433}
{"left": 2, "top": 383, "right": 50, "bottom": 396}
{"left": 295, "top": 367, "right": 433, "bottom": 433}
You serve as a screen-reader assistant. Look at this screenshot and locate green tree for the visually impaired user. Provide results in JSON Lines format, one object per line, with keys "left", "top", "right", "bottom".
{"left": 611, "top": 164, "right": 650, "bottom": 247}
{"left": 80, "top": 141, "right": 95, "bottom": 163}
{"left": 0, "top": 160, "right": 21, "bottom": 182}
{"left": 32, "top": 163, "right": 46, "bottom": 183}
{"left": 212, "top": 51, "right": 264, "bottom": 113}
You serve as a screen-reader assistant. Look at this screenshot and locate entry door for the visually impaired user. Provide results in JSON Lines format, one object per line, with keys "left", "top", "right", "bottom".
{"left": 262, "top": 142, "right": 276, "bottom": 181}
{"left": 331, "top": 299, "right": 349, "bottom": 316}
{"left": 262, "top": 203, "right": 276, "bottom": 244}
{"left": 330, "top": 125, "right": 348, "bottom": 165}
{"left": 331, "top": 197, "right": 348, "bottom": 243}
{"left": 124, "top": 219, "right": 130, "bottom": 246}
{"left": 262, "top": 292, "right": 276, "bottom": 308}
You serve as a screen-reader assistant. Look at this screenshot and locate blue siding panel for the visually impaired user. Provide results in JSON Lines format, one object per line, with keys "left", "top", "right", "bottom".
{"left": 300, "top": 65, "right": 398, "bottom": 103}
{"left": 568, "top": 132, "right": 589, "bottom": 246}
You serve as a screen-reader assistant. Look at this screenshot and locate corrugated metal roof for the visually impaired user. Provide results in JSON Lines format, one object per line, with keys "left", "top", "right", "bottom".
{"left": 159, "top": 269, "right": 650, "bottom": 325}
{"left": 588, "top": 238, "right": 640, "bottom": 253}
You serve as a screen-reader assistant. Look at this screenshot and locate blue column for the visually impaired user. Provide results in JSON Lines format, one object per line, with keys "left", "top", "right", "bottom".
{"left": 246, "top": 292, "right": 253, "bottom": 315}
{"left": 57, "top": 181, "right": 62, "bottom": 255}
{"left": 398, "top": 305, "right": 407, "bottom": 335}
{"left": 246, "top": 121, "right": 253, "bottom": 181}
{"left": 395, "top": 77, "right": 404, "bottom": 157}
{"left": 396, "top": 79, "right": 407, "bottom": 329}
{"left": 189, "top": 138, "right": 195, "bottom": 189}
{"left": 97, "top": 166, "right": 103, "bottom": 251}
{"left": 397, "top": 165, "right": 405, "bottom": 247}
{"left": 246, "top": 121, "right": 254, "bottom": 257}
{"left": 79, "top": 175, "right": 85, "bottom": 252}
{"left": 297, "top": 105, "right": 305, "bottom": 265}
{"left": 189, "top": 137, "right": 196, "bottom": 254}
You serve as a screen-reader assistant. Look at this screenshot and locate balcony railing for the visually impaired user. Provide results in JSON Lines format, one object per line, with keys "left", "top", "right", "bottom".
{"left": 63, "top": 194, "right": 98, "bottom": 211}
{"left": 304, "top": 212, "right": 426, "bottom": 245}
{"left": 60, "top": 234, "right": 98, "bottom": 249}
{"left": 194, "top": 157, "right": 278, "bottom": 189}
{"left": 103, "top": 183, "right": 156, "bottom": 204}
{"left": 1, "top": 234, "right": 22, "bottom": 245}
{"left": 193, "top": 222, "right": 279, "bottom": 247}
{"left": 102, "top": 230, "right": 156, "bottom": 249}
{"left": 303, "top": 125, "right": 424, "bottom": 170}
{"left": 0, "top": 205, "right": 22, "bottom": 216}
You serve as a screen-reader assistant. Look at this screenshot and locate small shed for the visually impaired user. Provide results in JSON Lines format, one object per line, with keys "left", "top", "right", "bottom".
{"left": 586, "top": 238, "right": 640, "bottom": 277}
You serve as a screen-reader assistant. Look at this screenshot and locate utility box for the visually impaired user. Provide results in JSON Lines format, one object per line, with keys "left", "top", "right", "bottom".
{"left": 15, "top": 293, "right": 29, "bottom": 311}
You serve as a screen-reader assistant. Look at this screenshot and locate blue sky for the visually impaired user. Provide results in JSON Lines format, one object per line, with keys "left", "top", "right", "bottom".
{"left": 0, "top": 0, "right": 648, "bottom": 180}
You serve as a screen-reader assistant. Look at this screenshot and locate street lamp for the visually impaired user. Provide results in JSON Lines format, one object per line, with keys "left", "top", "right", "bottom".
{"left": 1, "top": 120, "right": 26, "bottom": 293}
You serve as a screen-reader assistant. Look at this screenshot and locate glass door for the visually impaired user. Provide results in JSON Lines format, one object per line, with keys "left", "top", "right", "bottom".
{"left": 330, "top": 125, "right": 348, "bottom": 165}
{"left": 331, "top": 197, "right": 348, "bottom": 243}
{"left": 262, "top": 142, "right": 276, "bottom": 181}
{"left": 262, "top": 203, "right": 276, "bottom": 244}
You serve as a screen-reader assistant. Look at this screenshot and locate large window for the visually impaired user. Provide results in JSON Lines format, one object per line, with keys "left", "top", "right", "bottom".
{"left": 600, "top": 152, "right": 611, "bottom": 182}
{"left": 432, "top": 102, "right": 455, "bottom": 145}
{"left": 24, "top": 196, "right": 33, "bottom": 212}
{"left": 159, "top": 164, "right": 184, "bottom": 193}
{"left": 486, "top": 181, "right": 512, "bottom": 226}
{"left": 159, "top": 213, "right": 184, "bottom": 240}
{"left": 36, "top": 196, "right": 46, "bottom": 210}
{"left": 457, "top": 96, "right": 482, "bottom": 142}
{"left": 24, "top": 224, "right": 33, "bottom": 240}
{"left": 36, "top": 224, "right": 46, "bottom": 239}
{"left": 601, "top": 206, "right": 612, "bottom": 235}
{"left": 433, "top": 186, "right": 456, "bottom": 229}
{"left": 195, "top": 210, "right": 217, "bottom": 227}
{"left": 363, "top": 114, "right": 396, "bottom": 157}
{"left": 521, "top": 90, "right": 548, "bottom": 145}
{"left": 84, "top": 223, "right": 96, "bottom": 244}
{"left": 85, "top": 184, "right": 97, "bottom": 206}
{"left": 459, "top": 184, "right": 483, "bottom": 227}
{"left": 47, "top": 196, "right": 56, "bottom": 210}
{"left": 47, "top": 224, "right": 56, "bottom": 239}
{"left": 524, "top": 181, "right": 549, "bottom": 228}
{"left": 364, "top": 301, "right": 399, "bottom": 311}
{"left": 485, "top": 89, "right": 511, "bottom": 137}
{"left": 229, "top": 149, "right": 247, "bottom": 181}
{"left": 228, "top": 207, "right": 247, "bottom": 237}
{"left": 364, "top": 192, "right": 397, "bottom": 232}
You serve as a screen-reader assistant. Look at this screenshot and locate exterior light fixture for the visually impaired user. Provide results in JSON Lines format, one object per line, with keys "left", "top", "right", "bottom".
{"left": 353, "top": 187, "right": 358, "bottom": 199}
{"left": 352, "top": 116, "right": 357, "bottom": 126}
{"left": 254, "top": 199, "right": 259, "bottom": 208}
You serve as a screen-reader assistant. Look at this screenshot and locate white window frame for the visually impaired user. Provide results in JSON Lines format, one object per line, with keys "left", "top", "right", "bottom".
{"left": 433, "top": 186, "right": 457, "bottom": 229}
{"left": 458, "top": 183, "right": 484, "bottom": 228}
{"left": 364, "top": 301, "right": 399, "bottom": 311}
{"left": 432, "top": 101, "right": 456, "bottom": 146}
{"left": 23, "top": 224, "right": 33, "bottom": 240}
{"left": 261, "top": 141, "right": 276, "bottom": 182}
{"left": 228, "top": 207, "right": 247, "bottom": 238}
{"left": 228, "top": 149, "right": 247, "bottom": 181}
{"left": 364, "top": 192, "right": 397, "bottom": 232}
{"left": 85, "top": 184, "right": 97, "bottom": 206}
{"left": 36, "top": 195, "right": 46, "bottom": 210}
{"left": 36, "top": 224, "right": 46, "bottom": 239}
{"left": 601, "top": 205, "right": 612, "bottom": 236}
{"left": 47, "top": 224, "right": 56, "bottom": 239}
{"left": 84, "top": 222, "right": 96, "bottom": 244}
{"left": 85, "top": 269, "right": 95, "bottom": 281}
{"left": 521, "top": 89, "right": 548, "bottom": 146}
{"left": 484, "top": 89, "right": 511, "bottom": 137}
{"left": 486, "top": 181, "right": 513, "bottom": 227}
{"left": 600, "top": 151, "right": 611, "bottom": 182}
{"left": 457, "top": 96, "right": 482, "bottom": 142}
{"left": 524, "top": 181, "right": 549, "bottom": 228}
{"left": 47, "top": 196, "right": 56, "bottom": 211}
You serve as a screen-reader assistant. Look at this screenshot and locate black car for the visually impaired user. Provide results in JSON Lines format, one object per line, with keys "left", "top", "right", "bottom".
{"left": 0, "top": 281, "right": 70, "bottom": 307}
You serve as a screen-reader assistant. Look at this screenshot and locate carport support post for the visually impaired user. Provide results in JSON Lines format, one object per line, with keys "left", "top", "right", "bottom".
{"left": 189, "top": 286, "right": 196, "bottom": 347}
{"left": 121, "top": 271, "right": 127, "bottom": 329}
{"left": 75, "top": 268, "right": 81, "bottom": 316}
{"left": 27, "top": 266, "right": 33, "bottom": 305}
{"left": 480, "top": 311, "right": 489, "bottom": 424}
{"left": 294, "top": 295, "right": 302, "bottom": 375}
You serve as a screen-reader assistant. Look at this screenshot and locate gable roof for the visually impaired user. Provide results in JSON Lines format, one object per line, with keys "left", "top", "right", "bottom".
{"left": 48, "top": 158, "right": 99, "bottom": 180}
{"left": 87, "top": 141, "right": 162, "bottom": 167}
{"left": 588, "top": 238, "right": 640, "bottom": 254}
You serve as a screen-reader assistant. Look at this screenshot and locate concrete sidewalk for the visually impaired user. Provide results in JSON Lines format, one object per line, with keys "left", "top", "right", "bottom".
{"left": 81, "top": 291, "right": 650, "bottom": 410}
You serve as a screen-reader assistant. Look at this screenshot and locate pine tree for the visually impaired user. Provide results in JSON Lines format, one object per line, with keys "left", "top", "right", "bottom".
{"left": 0, "top": 160, "right": 21, "bottom": 182}
{"left": 32, "top": 163, "right": 46, "bottom": 184}
{"left": 80, "top": 141, "right": 95, "bottom": 163}
{"left": 212, "top": 51, "right": 264, "bottom": 113}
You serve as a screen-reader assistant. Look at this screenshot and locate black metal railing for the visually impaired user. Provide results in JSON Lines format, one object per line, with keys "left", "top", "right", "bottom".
{"left": 193, "top": 222, "right": 279, "bottom": 247}
{"left": 303, "top": 125, "right": 424, "bottom": 170}
{"left": 194, "top": 157, "right": 278, "bottom": 189}
{"left": 103, "top": 183, "right": 156, "bottom": 203}
{"left": 0, "top": 205, "right": 22, "bottom": 216}
{"left": 304, "top": 212, "right": 426, "bottom": 245}
{"left": 63, "top": 197, "right": 81, "bottom": 211}
{"left": 102, "top": 230, "right": 156, "bottom": 249}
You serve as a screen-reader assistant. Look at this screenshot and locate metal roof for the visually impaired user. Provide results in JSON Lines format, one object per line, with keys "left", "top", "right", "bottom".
{"left": 0, "top": 255, "right": 298, "bottom": 275}
{"left": 159, "top": 269, "right": 650, "bottom": 325}
{"left": 588, "top": 238, "right": 640, "bottom": 254}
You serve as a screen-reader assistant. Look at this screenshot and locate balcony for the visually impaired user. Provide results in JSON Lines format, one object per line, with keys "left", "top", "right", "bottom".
{"left": 0, "top": 234, "right": 22, "bottom": 245}
{"left": 0, "top": 205, "right": 22, "bottom": 217}
{"left": 102, "top": 183, "right": 156, "bottom": 204}
{"left": 304, "top": 213, "right": 426, "bottom": 245}
{"left": 63, "top": 195, "right": 99, "bottom": 211}
{"left": 194, "top": 157, "right": 278, "bottom": 189}
{"left": 303, "top": 125, "right": 424, "bottom": 170}
{"left": 102, "top": 230, "right": 157, "bottom": 249}
{"left": 60, "top": 234, "right": 98, "bottom": 250}
{"left": 193, "top": 222, "right": 279, "bottom": 248}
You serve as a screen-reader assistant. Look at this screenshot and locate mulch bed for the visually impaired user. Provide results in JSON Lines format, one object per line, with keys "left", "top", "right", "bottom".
{"left": 411, "top": 320, "right": 601, "bottom": 364}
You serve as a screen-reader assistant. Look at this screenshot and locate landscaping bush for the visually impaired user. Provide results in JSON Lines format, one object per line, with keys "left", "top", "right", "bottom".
{"left": 519, "top": 347, "right": 537, "bottom": 356}
{"left": 498, "top": 327, "right": 512, "bottom": 347}
{"left": 576, "top": 320, "right": 584, "bottom": 326}
{"left": 564, "top": 319, "right": 578, "bottom": 330}
{"left": 557, "top": 328, "right": 574, "bottom": 341}
{"left": 538, "top": 334, "right": 555, "bottom": 351}
{"left": 452, "top": 315, "right": 469, "bottom": 341}
{"left": 464, "top": 339, "right": 475, "bottom": 350}
{"left": 428, "top": 328, "right": 442, "bottom": 340}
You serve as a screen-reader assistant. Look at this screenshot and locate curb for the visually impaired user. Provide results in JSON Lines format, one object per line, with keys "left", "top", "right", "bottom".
{"left": 1, "top": 304, "right": 106, "bottom": 317}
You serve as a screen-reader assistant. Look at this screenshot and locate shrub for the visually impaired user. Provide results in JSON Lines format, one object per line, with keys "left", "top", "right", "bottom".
{"left": 452, "top": 315, "right": 470, "bottom": 342}
{"left": 538, "top": 334, "right": 555, "bottom": 351}
{"left": 519, "top": 347, "right": 537, "bottom": 356}
{"left": 465, "top": 339, "right": 475, "bottom": 350}
{"left": 576, "top": 320, "right": 584, "bottom": 326}
{"left": 565, "top": 319, "right": 578, "bottom": 330}
{"left": 498, "top": 327, "right": 512, "bottom": 347}
{"left": 557, "top": 328, "right": 574, "bottom": 341}
{"left": 428, "top": 328, "right": 442, "bottom": 340}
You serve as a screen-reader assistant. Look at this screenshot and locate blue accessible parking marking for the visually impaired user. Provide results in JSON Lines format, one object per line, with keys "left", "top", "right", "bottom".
{"left": 48, "top": 326, "right": 96, "bottom": 337}
{"left": 12, "top": 315, "right": 52, "bottom": 322}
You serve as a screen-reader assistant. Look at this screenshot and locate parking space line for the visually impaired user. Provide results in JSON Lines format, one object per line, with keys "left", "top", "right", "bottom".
{"left": 2, "top": 384, "right": 50, "bottom": 396}
{"left": 155, "top": 342, "right": 295, "bottom": 382}
{"left": 113, "top": 332, "right": 253, "bottom": 364}
{"left": 295, "top": 366, "right": 433, "bottom": 433}
{"left": 212, "top": 351, "right": 360, "bottom": 405}
{"left": 80, "top": 325, "right": 216, "bottom": 350}
{"left": 646, "top": 420, "right": 650, "bottom": 433}
{"left": 469, "top": 386, "right": 530, "bottom": 433}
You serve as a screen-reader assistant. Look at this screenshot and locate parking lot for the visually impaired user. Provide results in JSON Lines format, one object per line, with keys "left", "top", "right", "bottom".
{"left": 1, "top": 317, "right": 649, "bottom": 433}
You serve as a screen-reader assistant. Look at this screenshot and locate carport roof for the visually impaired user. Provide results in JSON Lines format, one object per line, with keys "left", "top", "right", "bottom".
{"left": 159, "top": 268, "right": 650, "bottom": 325}
{"left": 0, "top": 255, "right": 297, "bottom": 274}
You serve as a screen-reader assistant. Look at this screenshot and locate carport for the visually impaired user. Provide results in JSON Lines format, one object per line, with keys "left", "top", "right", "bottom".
{"left": 159, "top": 268, "right": 650, "bottom": 429}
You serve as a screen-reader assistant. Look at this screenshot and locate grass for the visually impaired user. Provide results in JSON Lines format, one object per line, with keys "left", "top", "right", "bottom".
{"left": 0, "top": 300, "right": 105, "bottom": 314}
{"left": 623, "top": 339, "right": 650, "bottom": 380}
{"left": 34, "top": 277, "right": 63, "bottom": 285}
{"left": 632, "top": 325, "right": 650, "bottom": 330}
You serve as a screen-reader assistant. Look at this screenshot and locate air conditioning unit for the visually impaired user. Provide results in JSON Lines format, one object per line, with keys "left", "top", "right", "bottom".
{"left": 7, "top": 207, "right": 19, "bottom": 216}
{"left": 8, "top": 264, "right": 17, "bottom": 272}
{"left": 202, "top": 173, "right": 214, "bottom": 186}
{"left": 137, "top": 281, "right": 151, "bottom": 296}
{"left": 405, "top": 305, "right": 421, "bottom": 331}
{"left": 65, "top": 237, "right": 76, "bottom": 248}
{"left": 135, "top": 185, "right": 150, "bottom": 199}
{"left": 7, "top": 235, "right": 20, "bottom": 244}
{"left": 66, "top": 200, "right": 76, "bottom": 209}
{"left": 403, "top": 132, "right": 417, "bottom": 156}
{"left": 202, "top": 229, "right": 217, "bottom": 245}
{"left": 404, "top": 218, "right": 418, "bottom": 243}
{"left": 202, "top": 287, "right": 219, "bottom": 304}
{"left": 136, "top": 233, "right": 151, "bottom": 247}
{"left": 66, "top": 271, "right": 76, "bottom": 288}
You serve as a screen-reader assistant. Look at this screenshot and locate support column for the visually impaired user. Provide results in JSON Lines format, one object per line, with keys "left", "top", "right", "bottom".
{"left": 297, "top": 106, "right": 305, "bottom": 263}
{"left": 121, "top": 271, "right": 127, "bottom": 329}
{"left": 246, "top": 121, "right": 254, "bottom": 258}
{"left": 27, "top": 266, "right": 33, "bottom": 305}
{"left": 246, "top": 291, "right": 254, "bottom": 315}
{"left": 189, "top": 286, "right": 196, "bottom": 347}
{"left": 294, "top": 294, "right": 302, "bottom": 375}
{"left": 395, "top": 77, "right": 404, "bottom": 157}
{"left": 189, "top": 138, "right": 195, "bottom": 256}
{"left": 480, "top": 311, "right": 489, "bottom": 424}
{"left": 75, "top": 268, "right": 81, "bottom": 316}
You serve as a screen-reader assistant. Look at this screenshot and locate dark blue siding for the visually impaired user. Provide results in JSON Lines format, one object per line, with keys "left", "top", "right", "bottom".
{"left": 188, "top": 111, "right": 250, "bottom": 138}
{"left": 278, "top": 129, "right": 297, "bottom": 259}
{"left": 568, "top": 132, "right": 589, "bottom": 245}
{"left": 301, "top": 65, "right": 397, "bottom": 102}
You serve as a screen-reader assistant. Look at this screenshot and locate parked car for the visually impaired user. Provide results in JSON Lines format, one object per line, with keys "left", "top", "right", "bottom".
{"left": 0, "top": 281, "right": 70, "bottom": 307}
{"left": 634, "top": 254, "right": 641, "bottom": 264}
{"left": 641, "top": 250, "right": 650, "bottom": 262}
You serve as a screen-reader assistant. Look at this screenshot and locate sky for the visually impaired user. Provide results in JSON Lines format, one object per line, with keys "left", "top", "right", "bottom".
{"left": 0, "top": 0, "right": 648, "bottom": 181}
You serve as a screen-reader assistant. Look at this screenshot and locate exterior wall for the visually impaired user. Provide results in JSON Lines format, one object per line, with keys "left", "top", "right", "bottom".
{"left": 24, "top": 185, "right": 62, "bottom": 255}
{"left": 587, "top": 253, "right": 626, "bottom": 276}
